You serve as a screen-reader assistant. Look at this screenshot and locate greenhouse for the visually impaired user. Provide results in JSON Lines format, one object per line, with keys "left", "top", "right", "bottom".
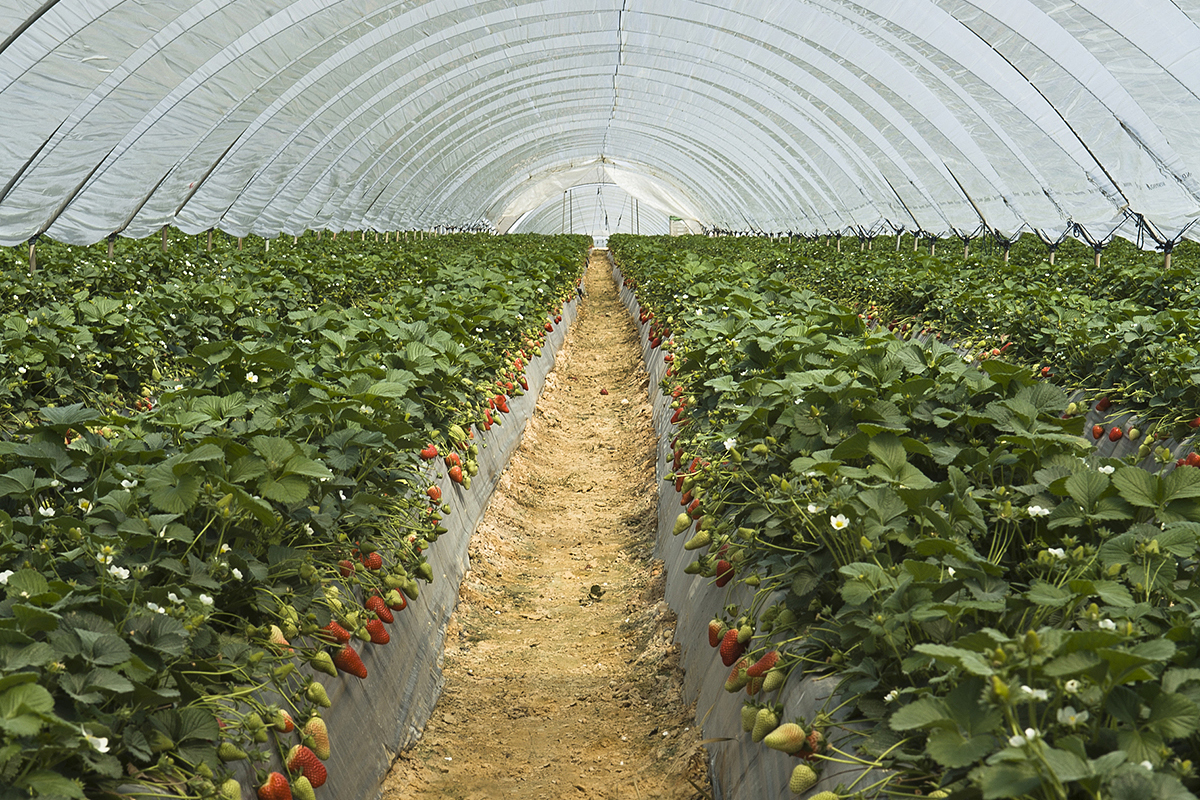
{"left": 1, "top": 3, "right": 1200, "bottom": 800}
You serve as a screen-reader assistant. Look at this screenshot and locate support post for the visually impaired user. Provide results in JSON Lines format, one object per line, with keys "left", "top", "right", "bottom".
{"left": 27, "top": 238, "right": 36, "bottom": 273}
{"left": 237, "top": 237, "right": 243, "bottom": 252}
{"left": 108, "top": 233, "right": 116, "bottom": 257}
{"left": 161, "top": 225, "right": 168, "bottom": 252}
{"left": 207, "top": 229, "right": 213, "bottom": 252}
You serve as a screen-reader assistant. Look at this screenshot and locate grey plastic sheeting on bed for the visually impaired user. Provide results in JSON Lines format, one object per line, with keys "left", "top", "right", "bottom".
{"left": 204, "top": 289, "right": 582, "bottom": 800}
{"left": 611, "top": 258, "right": 885, "bottom": 800}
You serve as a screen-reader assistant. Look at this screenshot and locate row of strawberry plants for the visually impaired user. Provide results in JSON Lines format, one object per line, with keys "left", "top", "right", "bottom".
{"left": 650, "top": 235, "right": 1200, "bottom": 436}
{"left": 610, "top": 234, "right": 1200, "bottom": 800}
{"left": 0, "top": 233, "right": 588, "bottom": 800}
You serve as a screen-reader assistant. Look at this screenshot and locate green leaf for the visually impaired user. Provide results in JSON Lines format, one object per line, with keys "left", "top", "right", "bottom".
{"left": 1026, "top": 581, "right": 1072, "bottom": 607}
{"left": 1041, "top": 747, "right": 1091, "bottom": 782}
{"left": 926, "top": 728, "right": 996, "bottom": 768}
{"left": 6, "top": 569, "right": 49, "bottom": 598}
{"left": 1064, "top": 469, "right": 1111, "bottom": 508}
{"left": 18, "top": 770, "right": 85, "bottom": 799}
{"left": 868, "top": 432, "right": 907, "bottom": 472}
{"left": 1043, "top": 650, "right": 1101, "bottom": 677}
{"left": 1164, "top": 466, "right": 1200, "bottom": 503}
{"left": 1112, "top": 467, "right": 1159, "bottom": 509}
{"left": 974, "top": 762, "right": 1043, "bottom": 799}
{"left": 258, "top": 474, "right": 309, "bottom": 504}
{"left": 38, "top": 403, "right": 101, "bottom": 430}
{"left": 890, "top": 695, "right": 952, "bottom": 730}
{"left": 913, "top": 643, "right": 994, "bottom": 675}
{"left": 1146, "top": 692, "right": 1200, "bottom": 739}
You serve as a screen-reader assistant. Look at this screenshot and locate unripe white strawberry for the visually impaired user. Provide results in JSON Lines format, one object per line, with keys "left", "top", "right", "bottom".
{"left": 789, "top": 763, "right": 818, "bottom": 793}
{"left": 751, "top": 707, "right": 778, "bottom": 743}
{"left": 764, "top": 722, "right": 807, "bottom": 753}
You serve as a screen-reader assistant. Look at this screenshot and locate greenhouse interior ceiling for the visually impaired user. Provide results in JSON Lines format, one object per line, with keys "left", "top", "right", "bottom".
{"left": 3, "top": 0, "right": 1200, "bottom": 246}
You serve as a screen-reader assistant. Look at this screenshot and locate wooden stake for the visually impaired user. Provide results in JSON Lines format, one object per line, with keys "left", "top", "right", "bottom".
{"left": 237, "top": 237, "right": 243, "bottom": 252}
{"left": 1049, "top": 249, "right": 1055, "bottom": 266}
{"left": 28, "top": 240, "right": 36, "bottom": 273}
{"left": 161, "top": 225, "right": 168, "bottom": 252}
{"left": 896, "top": 234, "right": 901, "bottom": 251}
{"left": 963, "top": 241, "right": 969, "bottom": 260}
{"left": 1165, "top": 250, "right": 1172, "bottom": 270}
{"left": 108, "top": 236, "right": 115, "bottom": 257}
{"left": 1095, "top": 250, "right": 1101, "bottom": 269}
{"left": 1004, "top": 244, "right": 1011, "bottom": 264}
{"left": 208, "top": 229, "right": 213, "bottom": 252}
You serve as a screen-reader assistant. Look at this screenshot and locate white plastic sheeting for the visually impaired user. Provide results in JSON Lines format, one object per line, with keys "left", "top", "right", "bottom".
{"left": 506, "top": 181, "right": 673, "bottom": 238}
{"left": 3, "top": 1, "right": 1200, "bottom": 245}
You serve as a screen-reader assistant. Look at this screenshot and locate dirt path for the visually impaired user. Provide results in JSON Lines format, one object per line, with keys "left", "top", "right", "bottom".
{"left": 379, "top": 252, "right": 709, "bottom": 800}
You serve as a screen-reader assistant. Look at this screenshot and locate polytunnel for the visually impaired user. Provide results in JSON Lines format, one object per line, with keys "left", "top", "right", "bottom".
{"left": 3, "top": 1, "right": 1200, "bottom": 246}
{"left": 8, "top": 4, "right": 1200, "bottom": 800}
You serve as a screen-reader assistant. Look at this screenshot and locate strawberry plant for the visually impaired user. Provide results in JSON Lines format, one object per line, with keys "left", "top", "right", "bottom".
{"left": 0, "top": 232, "right": 587, "bottom": 798}
{"left": 612, "top": 235, "right": 1200, "bottom": 800}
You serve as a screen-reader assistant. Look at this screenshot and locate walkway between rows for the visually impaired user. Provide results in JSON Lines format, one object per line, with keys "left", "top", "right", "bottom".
{"left": 380, "top": 251, "right": 709, "bottom": 800}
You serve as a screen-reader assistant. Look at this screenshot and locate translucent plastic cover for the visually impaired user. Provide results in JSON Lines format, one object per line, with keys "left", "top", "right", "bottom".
{"left": 1, "top": 1, "right": 1199, "bottom": 245}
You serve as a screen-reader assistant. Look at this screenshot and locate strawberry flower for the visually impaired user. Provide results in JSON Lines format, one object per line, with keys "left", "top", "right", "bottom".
{"left": 1057, "top": 706, "right": 1088, "bottom": 727}
{"left": 246, "top": 371, "right": 259, "bottom": 384}
{"left": 830, "top": 514, "right": 850, "bottom": 530}
{"left": 1027, "top": 505, "right": 1050, "bottom": 518}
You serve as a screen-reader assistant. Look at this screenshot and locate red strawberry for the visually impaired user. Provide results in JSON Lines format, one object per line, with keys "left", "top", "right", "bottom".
{"left": 688, "top": 498, "right": 701, "bottom": 518}
{"left": 338, "top": 559, "right": 356, "bottom": 577}
{"left": 1041, "top": 366, "right": 1051, "bottom": 376}
{"left": 360, "top": 551, "right": 383, "bottom": 570}
{"left": 708, "top": 619, "right": 725, "bottom": 648}
{"left": 1092, "top": 424, "right": 1104, "bottom": 440}
{"left": 505, "top": 381, "right": 514, "bottom": 395}
{"left": 680, "top": 490, "right": 692, "bottom": 507}
{"left": 366, "top": 618, "right": 390, "bottom": 644}
{"left": 746, "top": 650, "right": 779, "bottom": 678}
{"left": 449, "top": 465, "right": 464, "bottom": 484}
{"left": 1096, "top": 396, "right": 1112, "bottom": 412}
{"left": 496, "top": 396, "right": 510, "bottom": 414}
{"left": 720, "top": 628, "right": 744, "bottom": 667}
{"left": 1191, "top": 416, "right": 1200, "bottom": 429}
{"left": 365, "top": 595, "right": 394, "bottom": 624}
{"left": 519, "top": 376, "right": 528, "bottom": 391}
{"left": 444, "top": 452, "right": 460, "bottom": 468}
{"left": 257, "top": 772, "right": 292, "bottom": 800}
{"left": 317, "top": 621, "right": 351, "bottom": 645}
{"left": 426, "top": 485, "right": 442, "bottom": 502}
{"left": 303, "top": 716, "right": 330, "bottom": 760}
{"left": 1187, "top": 452, "right": 1200, "bottom": 467}
{"left": 1108, "top": 426, "right": 1123, "bottom": 442}
{"left": 332, "top": 645, "right": 367, "bottom": 679}
{"left": 715, "top": 559, "right": 735, "bottom": 587}
{"left": 674, "top": 475, "right": 685, "bottom": 493}
{"left": 670, "top": 407, "right": 684, "bottom": 424}
{"left": 544, "top": 322, "right": 554, "bottom": 332}
{"left": 664, "top": 353, "right": 674, "bottom": 362}
{"left": 286, "top": 744, "right": 327, "bottom": 788}
{"left": 419, "top": 444, "right": 438, "bottom": 460}
{"left": 555, "top": 315, "right": 562, "bottom": 324}
{"left": 600, "top": 388, "right": 609, "bottom": 395}
{"left": 275, "top": 709, "right": 295, "bottom": 732}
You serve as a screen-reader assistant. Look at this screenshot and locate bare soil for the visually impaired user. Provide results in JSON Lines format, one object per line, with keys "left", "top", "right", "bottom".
{"left": 380, "top": 252, "right": 709, "bottom": 800}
